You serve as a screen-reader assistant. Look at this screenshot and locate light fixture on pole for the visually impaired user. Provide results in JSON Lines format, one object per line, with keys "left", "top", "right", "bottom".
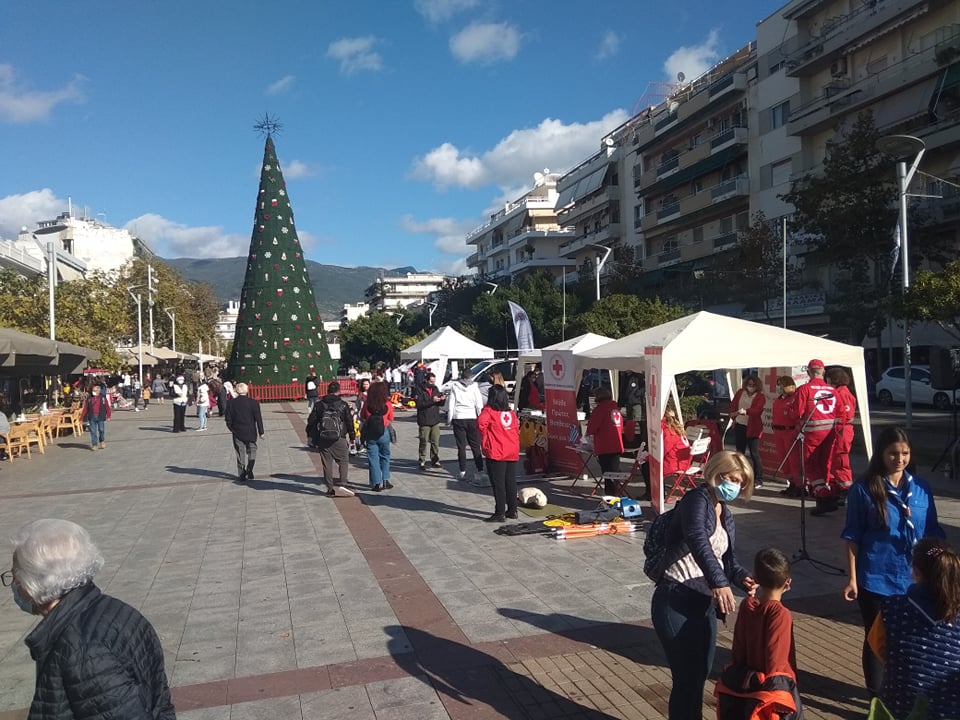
{"left": 46, "top": 241, "right": 57, "bottom": 340}
{"left": 588, "top": 244, "right": 613, "bottom": 301}
{"left": 484, "top": 281, "right": 498, "bottom": 295}
{"left": 426, "top": 301, "right": 438, "bottom": 327}
{"left": 147, "top": 264, "right": 157, "bottom": 348}
{"left": 126, "top": 286, "right": 144, "bottom": 388}
{"left": 164, "top": 307, "right": 176, "bottom": 353}
{"left": 875, "top": 134, "right": 926, "bottom": 429}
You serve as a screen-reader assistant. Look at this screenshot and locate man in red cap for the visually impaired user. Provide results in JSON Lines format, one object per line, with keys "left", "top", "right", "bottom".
{"left": 790, "top": 359, "right": 839, "bottom": 515}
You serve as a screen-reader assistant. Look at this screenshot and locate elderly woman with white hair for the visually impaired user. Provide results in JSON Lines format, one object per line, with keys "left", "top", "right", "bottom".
{"left": 3, "top": 519, "right": 175, "bottom": 719}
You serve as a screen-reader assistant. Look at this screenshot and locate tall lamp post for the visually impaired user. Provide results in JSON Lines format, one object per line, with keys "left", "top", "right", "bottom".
{"left": 164, "top": 307, "right": 176, "bottom": 353}
{"left": 876, "top": 134, "right": 926, "bottom": 429}
{"left": 126, "top": 286, "right": 144, "bottom": 389}
{"left": 588, "top": 244, "right": 613, "bottom": 301}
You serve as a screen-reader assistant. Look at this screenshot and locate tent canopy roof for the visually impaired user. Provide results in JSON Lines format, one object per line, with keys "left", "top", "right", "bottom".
{"left": 579, "top": 311, "right": 864, "bottom": 371}
{"left": 517, "top": 332, "right": 614, "bottom": 364}
{"left": 400, "top": 326, "right": 495, "bottom": 361}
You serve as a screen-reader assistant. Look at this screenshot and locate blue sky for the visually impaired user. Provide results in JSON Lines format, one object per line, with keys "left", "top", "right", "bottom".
{"left": 0, "top": 0, "right": 781, "bottom": 274}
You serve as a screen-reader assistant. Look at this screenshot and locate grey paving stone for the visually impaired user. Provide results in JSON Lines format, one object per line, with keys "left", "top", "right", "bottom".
{"left": 228, "top": 694, "right": 303, "bottom": 720}
{"left": 299, "top": 685, "right": 376, "bottom": 720}
{"left": 364, "top": 674, "right": 441, "bottom": 710}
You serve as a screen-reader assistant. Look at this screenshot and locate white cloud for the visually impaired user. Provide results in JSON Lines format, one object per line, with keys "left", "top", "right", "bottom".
{"left": 266, "top": 75, "right": 295, "bottom": 95}
{"left": 594, "top": 31, "right": 621, "bottom": 61}
{"left": 0, "top": 65, "right": 85, "bottom": 123}
{"left": 414, "top": 0, "right": 480, "bottom": 23}
{"left": 449, "top": 22, "right": 521, "bottom": 64}
{"left": 326, "top": 37, "right": 383, "bottom": 76}
{"left": 411, "top": 109, "right": 630, "bottom": 190}
{"left": 0, "top": 189, "right": 65, "bottom": 239}
{"left": 400, "top": 215, "right": 477, "bottom": 256}
{"left": 124, "top": 214, "right": 249, "bottom": 259}
{"left": 664, "top": 29, "right": 721, "bottom": 82}
{"left": 281, "top": 159, "right": 313, "bottom": 179}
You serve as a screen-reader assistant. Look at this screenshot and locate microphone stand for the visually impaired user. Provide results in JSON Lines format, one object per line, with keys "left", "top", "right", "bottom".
{"left": 792, "top": 398, "right": 845, "bottom": 575}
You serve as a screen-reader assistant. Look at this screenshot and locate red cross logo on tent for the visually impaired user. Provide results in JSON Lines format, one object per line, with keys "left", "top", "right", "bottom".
{"left": 551, "top": 355, "right": 564, "bottom": 379}
{"left": 764, "top": 368, "right": 780, "bottom": 392}
{"left": 515, "top": 310, "right": 526, "bottom": 322}
{"left": 648, "top": 373, "right": 658, "bottom": 408}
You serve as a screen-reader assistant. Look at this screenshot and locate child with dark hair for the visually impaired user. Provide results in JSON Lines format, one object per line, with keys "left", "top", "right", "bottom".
{"left": 715, "top": 548, "right": 803, "bottom": 720}
{"left": 869, "top": 538, "right": 960, "bottom": 720}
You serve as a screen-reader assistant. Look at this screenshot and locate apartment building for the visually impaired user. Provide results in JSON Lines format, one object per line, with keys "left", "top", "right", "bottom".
{"left": 466, "top": 172, "right": 576, "bottom": 281}
{"left": 631, "top": 44, "right": 756, "bottom": 291}
{"left": 364, "top": 272, "right": 447, "bottom": 312}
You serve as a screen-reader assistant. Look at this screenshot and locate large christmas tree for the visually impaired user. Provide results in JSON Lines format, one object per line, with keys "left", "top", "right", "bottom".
{"left": 227, "top": 128, "right": 335, "bottom": 386}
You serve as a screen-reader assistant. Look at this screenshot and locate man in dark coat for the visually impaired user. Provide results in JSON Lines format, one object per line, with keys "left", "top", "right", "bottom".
{"left": 306, "top": 380, "right": 356, "bottom": 497}
{"left": 415, "top": 372, "right": 445, "bottom": 470}
{"left": 224, "top": 381, "right": 264, "bottom": 482}
{"left": 9, "top": 518, "right": 175, "bottom": 720}
{"left": 304, "top": 365, "right": 320, "bottom": 411}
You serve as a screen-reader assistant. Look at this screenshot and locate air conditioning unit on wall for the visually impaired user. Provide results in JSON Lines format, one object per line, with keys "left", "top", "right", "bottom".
{"left": 830, "top": 57, "right": 848, "bottom": 77}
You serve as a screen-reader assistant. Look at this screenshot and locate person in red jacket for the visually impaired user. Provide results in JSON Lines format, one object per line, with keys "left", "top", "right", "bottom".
{"left": 586, "top": 386, "right": 624, "bottom": 495}
{"left": 730, "top": 374, "right": 767, "bottom": 488}
{"left": 826, "top": 367, "right": 856, "bottom": 504}
{"left": 476, "top": 384, "right": 520, "bottom": 523}
{"left": 791, "top": 359, "right": 838, "bottom": 516}
{"left": 772, "top": 376, "right": 802, "bottom": 496}
{"left": 661, "top": 409, "right": 692, "bottom": 478}
{"left": 80, "top": 383, "right": 111, "bottom": 450}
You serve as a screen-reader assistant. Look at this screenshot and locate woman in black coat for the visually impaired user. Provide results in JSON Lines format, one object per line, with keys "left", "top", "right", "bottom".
{"left": 5, "top": 519, "right": 175, "bottom": 719}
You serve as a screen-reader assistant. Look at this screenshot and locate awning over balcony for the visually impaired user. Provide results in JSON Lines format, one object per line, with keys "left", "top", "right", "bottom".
{"left": 637, "top": 145, "right": 743, "bottom": 198}
{"left": 870, "top": 75, "right": 939, "bottom": 130}
{"left": 555, "top": 166, "right": 609, "bottom": 210}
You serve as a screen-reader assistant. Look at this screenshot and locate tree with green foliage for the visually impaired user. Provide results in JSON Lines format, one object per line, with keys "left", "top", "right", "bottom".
{"left": 782, "top": 111, "right": 949, "bottom": 342}
{"left": 339, "top": 313, "right": 410, "bottom": 366}
{"left": 733, "top": 211, "right": 802, "bottom": 318}
{"left": 568, "top": 295, "right": 685, "bottom": 338}
{"left": 903, "top": 260, "right": 960, "bottom": 342}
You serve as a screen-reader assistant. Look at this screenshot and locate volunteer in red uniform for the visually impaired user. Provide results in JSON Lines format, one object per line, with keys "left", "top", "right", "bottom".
{"left": 826, "top": 367, "right": 856, "bottom": 505}
{"left": 791, "top": 358, "right": 838, "bottom": 516}
{"left": 477, "top": 384, "right": 520, "bottom": 523}
{"left": 729, "top": 374, "right": 767, "bottom": 488}
{"left": 661, "top": 409, "right": 692, "bottom": 477}
{"left": 586, "top": 386, "right": 624, "bottom": 496}
{"left": 773, "top": 376, "right": 802, "bottom": 496}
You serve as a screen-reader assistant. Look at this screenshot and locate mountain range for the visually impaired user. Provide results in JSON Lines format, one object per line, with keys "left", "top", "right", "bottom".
{"left": 164, "top": 258, "right": 417, "bottom": 320}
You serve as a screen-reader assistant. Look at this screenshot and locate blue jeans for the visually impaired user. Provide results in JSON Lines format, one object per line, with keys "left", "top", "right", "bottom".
{"left": 88, "top": 418, "right": 105, "bottom": 447}
{"left": 198, "top": 405, "right": 208, "bottom": 429}
{"left": 366, "top": 426, "right": 391, "bottom": 487}
{"left": 651, "top": 582, "right": 717, "bottom": 720}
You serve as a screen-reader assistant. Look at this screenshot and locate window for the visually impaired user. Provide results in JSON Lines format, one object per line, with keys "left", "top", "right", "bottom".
{"left": 693, "top": 226, "right": 704, "bottom": 244}
{"left": 769, "top": 60, "right": 786, "bottom": 74}
{"left": 691, "top": 179, "right": 703, "bottom": 195}
{"left": 736, "top": 212, "right": 749, "bottom": 231}
{"left": 886, "top": 368, "right": 904, "bottom": 379}
{"left": 634, "top": 205, "right": 643, "bottom": 222}
{"left": 663, "top": 236, "right": 679, "bottom": 253}
{"left": 770, "top": 101, "right": 791, "bottom": 129}
{"left": 689, "top": 133, "right": 701, "bottom": 149}
{"left": 771, "top": 158, "right": 793, "bottom": 187}
{"left": 719, "top": 216, "right": 734, "bottom": 234}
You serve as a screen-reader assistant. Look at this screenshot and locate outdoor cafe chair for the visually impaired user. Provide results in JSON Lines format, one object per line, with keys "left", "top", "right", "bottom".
{"left": 665, "top": 435, "right": 712, "bottom": 503}
{"left": 21, "top": 420, "right": 44, "bottom": 455}
{"left": 4, "top": 425, "right": 31, "bottom": 460}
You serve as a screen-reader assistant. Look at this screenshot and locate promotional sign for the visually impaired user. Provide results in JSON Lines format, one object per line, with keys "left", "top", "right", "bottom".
{"left": 508, "top": 301, "right": 536, "bottom": 352}
{"left": 644, "top": 346, "right": 666, "bottom": 514}
{"left": 542, "top": 349, "right": 582, "bottom": 475}
{"left": 757, "top": 366, "right": 808, "bottom": 483}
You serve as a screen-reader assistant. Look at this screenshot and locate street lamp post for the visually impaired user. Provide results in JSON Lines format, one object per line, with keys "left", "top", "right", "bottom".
{"left": 588, "top": 244, "right": 613, "bottom": 302}
{"left": 164, "top": 307, "right": 176, "bottom": 353}
{"left": 126, "top": 287, "right": 144, "bottom": 388}
{"left": 876, "top": 134, "right": 926, "bottom": 429}
{"left": 427, "top": 302, "right": 438, "bottom": 327}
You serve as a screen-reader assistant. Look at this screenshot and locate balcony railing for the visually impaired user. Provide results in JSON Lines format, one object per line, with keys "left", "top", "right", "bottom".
{"left": 711, "top": 231, "right": 738, "bottom": 250}
{"left": 657, "top": 155, "right": 680, "bottom": 177}
{"left": 657, "top": 203, "right": 681, "bottom": 220}
{"left": 659, "top": 247, "right": 681, "bottom": 262}
{"left": 708, "top": 74, "right": 735, "bottom": 96}
{"left": 711, "top": 177, "right": 750, "bottom": 201}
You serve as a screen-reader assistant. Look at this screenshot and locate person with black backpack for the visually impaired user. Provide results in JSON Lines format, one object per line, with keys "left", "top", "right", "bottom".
{"left": 307, "top": 381, "right": 356, "bottom": 497}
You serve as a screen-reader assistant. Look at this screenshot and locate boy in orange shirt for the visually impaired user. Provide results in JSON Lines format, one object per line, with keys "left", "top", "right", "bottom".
{"left": 715, "top": 548, "right": 803, "bottom": 719}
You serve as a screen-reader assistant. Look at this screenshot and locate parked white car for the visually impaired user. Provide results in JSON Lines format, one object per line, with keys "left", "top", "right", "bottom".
{"left": 874, "top": 365, "right": 955, "bottom": 410}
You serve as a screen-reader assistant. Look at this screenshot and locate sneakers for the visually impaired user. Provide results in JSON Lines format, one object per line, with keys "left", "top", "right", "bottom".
{"left": 471, "top": 472, "right": 491, "bottom": 488}
{"left": 335, "top": 486, "right": 356, "bottom": 497}
{"left": 458, "top": 471, "right": 467, "bottom": 480}
{"left": 383, "top": 481, "right": 394, "bottom": 490}
{"left": 372, "top": 485, "right": 382, "bottom": 492}
{"left": 483, "top": 514, "right": 506, "bottom": 523}
{"left": 418, "top": 461, "right": 427, "bottom": 471}
{"left": 326, "top": 488, "right": 337, "bottom": 497}
{"left": 99, "top": 442, "right": 105, "bottom": 449}
{"left": 431, "top": 460, "right": 442, "bottom": 469}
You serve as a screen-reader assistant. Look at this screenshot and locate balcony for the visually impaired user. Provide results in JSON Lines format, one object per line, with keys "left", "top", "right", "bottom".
{"left": 711, "top": 177, "right": 750, "bottom": 202}
{"left": 657, "top": 202, "right": 681, "bottom": 221}
{"left": 557, "top": 185, "right": 620, "bottom": 226}
{"left": 636, "top": 137, "right": 740, "bottom": 194}
{"left": 657, "top": 154, "right": 680, "bottom": 178}
{"left": 508, "top": 226, "right": 575, "bottom": 248}
{"left": 787, "top": 40, "right": 944, "bottom": 136}
{"left": 559, "top": 225, "right": 620, "bottom": 258}
{"left": 659, "top": 247, "right": 682, "bottom": 264}
{"left": 710, "top": 231, "right": 738, "bottom": 251}
{"left": 710, "top": 125, "right": 748, "bottom": 152}
{"left": 466, "top": 251, "right": 479, "bottom": 267}
{"left": 465, "top": 195, "right": 563, "bottom": 240}
{"left": 786, "top": 0, "right": 929, "bottom": 77}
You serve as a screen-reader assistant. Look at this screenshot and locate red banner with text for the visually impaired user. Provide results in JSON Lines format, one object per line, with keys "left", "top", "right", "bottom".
{"left": 542, "top": 349, "right": 582, "bottom": 475}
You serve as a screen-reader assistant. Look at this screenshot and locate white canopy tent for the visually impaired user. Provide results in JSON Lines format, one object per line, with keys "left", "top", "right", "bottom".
{"left": 515, "top": 332, "right": 615, "bottom": 407}
{"left": 400, "top": 326, "right": 495, "bottom": 361}
{"left": 579, "top": 311, "right": 873, "bottom": 454}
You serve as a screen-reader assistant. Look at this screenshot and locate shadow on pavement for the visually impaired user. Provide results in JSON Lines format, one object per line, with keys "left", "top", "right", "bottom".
{"left": 164, "top": 466, "right": 235, "bottom": 480}
{"left": 385, "top": 624, "right": 616, "bottom": 719}
{"left": 361, "top": 492, "right": 491, "bottom": 520}
{"left": 244, "top": 476, "right": 326, "bottom": 496}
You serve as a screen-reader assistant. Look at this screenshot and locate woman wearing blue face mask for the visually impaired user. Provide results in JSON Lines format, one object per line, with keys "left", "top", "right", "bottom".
{"left": 651, "top": 450, "right": 758, "bottom": 720}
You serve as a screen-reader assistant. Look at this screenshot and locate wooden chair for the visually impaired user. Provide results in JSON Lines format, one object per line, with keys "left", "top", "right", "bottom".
{"left": 53, "top": 410, "right": 76, "bottom": 438}
{"left": 22, "top": 420, "right": 44, "bottom": 455}
{"left": 69, "top": 408, "right": 84, "bottom": 437}
{"left": 4, "top": 425, "right": 31, "bottom": 460}
{"left": 37, "top": 414, "right": 56, "bottom": 444}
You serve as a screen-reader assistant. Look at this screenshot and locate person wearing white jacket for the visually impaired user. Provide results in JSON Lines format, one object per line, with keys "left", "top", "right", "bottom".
{"left": 445, "top": 368, "right": 486, "bottom": 481}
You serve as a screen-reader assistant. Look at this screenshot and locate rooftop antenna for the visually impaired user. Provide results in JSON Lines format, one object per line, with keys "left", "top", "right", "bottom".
{"left": 677, "top": 71, "right": 686, "bottom": 83}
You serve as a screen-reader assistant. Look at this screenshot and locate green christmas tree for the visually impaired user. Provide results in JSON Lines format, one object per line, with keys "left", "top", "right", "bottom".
{"left": 227, "top": 129, "right": 335, "bottom": 386}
